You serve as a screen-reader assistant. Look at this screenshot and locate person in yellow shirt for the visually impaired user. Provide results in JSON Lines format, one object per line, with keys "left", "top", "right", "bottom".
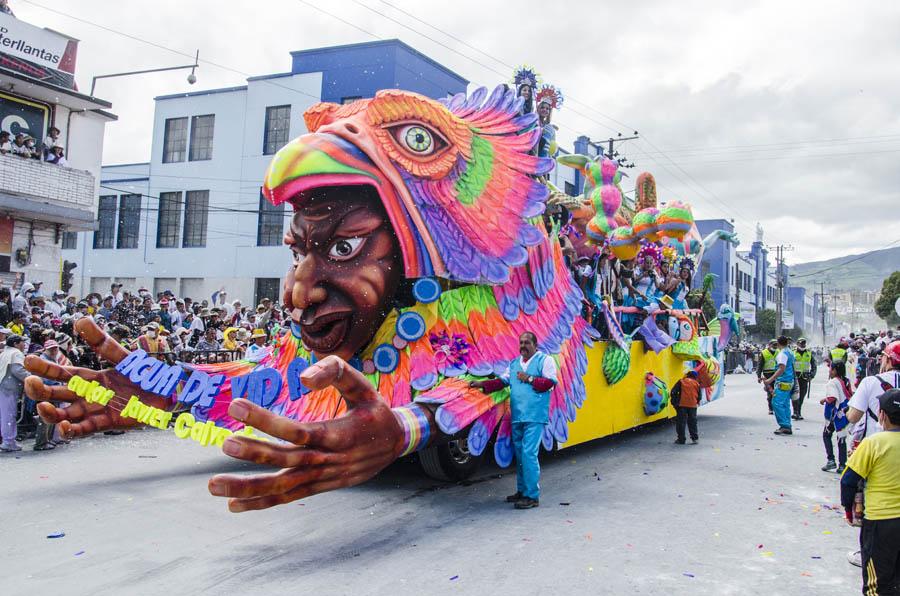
{"left": 7, "top": 311, "right": 25, "bottom": 337}
{"left": 841, "top": 388, "right": 900, "bottom": 594}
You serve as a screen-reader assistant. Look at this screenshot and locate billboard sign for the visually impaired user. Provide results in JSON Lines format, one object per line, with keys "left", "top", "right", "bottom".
{"left": 0, "top": 13, "right": 78, "bottom": 89}
{"left": 740, "top": 304, "right": 756, "bottom": 326}
{"left": 0, "top": 91, "right": 50, "bottom": 142}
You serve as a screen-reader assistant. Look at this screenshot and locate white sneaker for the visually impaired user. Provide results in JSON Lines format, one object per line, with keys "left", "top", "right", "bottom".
{"left": 0, "top": 443, "right": 22, "bottom": 452}
{"left": 848, "top": 550, "right": 862, "bottom": 568}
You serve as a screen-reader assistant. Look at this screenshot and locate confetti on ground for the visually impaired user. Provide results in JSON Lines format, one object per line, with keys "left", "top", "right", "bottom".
{"left": 811, "top": 556, "right": 822, "bottom": 559}
{"left": 757, "top": 544, "right": 764, "bottom": 549}
{"left": 46, "top": 532, "right": 65, "bottom": 539}
{"left": 39, "top": 475, "right": 48, "bottom": 479}
{"left": 822, "top": 530, "right": 832, "bottom": 535}
{"left": 801, "top": 572, "right": 812, "bottom": 577}
{"left": 137, "top": 455, "right": 157, "bottom": 459}
{"left": 683, "top": 573, "right": 695, "bottom": 578}
{"left": 74, "top": 551, "right": 84, "bottom": 556}
{"left": 761, "top": 552, "right": 774, "bottom": 557}
{"left": 714, "top": 533, "right": 720, "bottom": 537}
{"left": 585, "top": 534, "right": 592, "bottom": 541}
{"left": 449, "top": 575, "right": 459, "bottom": 581}
{"left": 588, "top": 567, "right": 594, "bottom": 572}
{"left": 559, "top": 502, "right": 571, "bottom": 506}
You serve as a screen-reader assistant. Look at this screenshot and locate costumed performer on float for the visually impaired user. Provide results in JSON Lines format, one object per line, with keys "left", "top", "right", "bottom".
{"left": 21, "top": 85, "right": 595, "bottom": 512}
{"left": 535, "top": 84, "right": 563, "bottom": 159}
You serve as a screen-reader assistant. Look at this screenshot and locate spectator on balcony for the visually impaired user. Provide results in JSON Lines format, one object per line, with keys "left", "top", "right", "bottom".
{"left": 196, "top": 327, "right": 221, "bottom": 352}
{"left": 45, "top": 145, "right": 67, "bottom": 166}
{"left": 42, "top": 127, "right": 62, "bottom": 158}
{"left": 0, "top": 131, "right": 11, "bottom": 155}
{"left": 11, "top": 133, "right": 31, "bottom": 157}
{"left": 24, "top": 136, "right": 40, "bottom": 160}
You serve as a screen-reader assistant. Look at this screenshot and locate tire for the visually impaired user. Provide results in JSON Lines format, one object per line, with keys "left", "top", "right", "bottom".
{"left": 418, "top": 434, "right": 484, "bottom": 482}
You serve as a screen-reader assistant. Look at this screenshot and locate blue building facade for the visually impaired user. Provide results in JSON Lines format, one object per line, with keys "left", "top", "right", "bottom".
{"left": 694, "top": 219, "right": 735, "bottom": 309}
{"left": 290, "top": 40, "right": 468, "bottom": 103}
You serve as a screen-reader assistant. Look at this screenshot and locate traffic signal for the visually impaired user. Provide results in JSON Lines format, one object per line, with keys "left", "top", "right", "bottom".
{"left": 61, "top": 260, "right": 77, "bottom": 293}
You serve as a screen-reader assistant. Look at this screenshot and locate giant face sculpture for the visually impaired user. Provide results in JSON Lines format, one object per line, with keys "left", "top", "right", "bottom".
{"left": 286, "top": 185, "right": 403, "bottom": 361}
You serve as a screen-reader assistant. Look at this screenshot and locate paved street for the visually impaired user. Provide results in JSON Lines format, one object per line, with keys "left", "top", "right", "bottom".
{"left": 2, "top": 373, "right": 860, "bottom": 595}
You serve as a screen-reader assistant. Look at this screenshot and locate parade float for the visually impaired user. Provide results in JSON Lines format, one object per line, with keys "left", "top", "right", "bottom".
{"left": 24, "top": 83, "right": 739, "bottom": 509}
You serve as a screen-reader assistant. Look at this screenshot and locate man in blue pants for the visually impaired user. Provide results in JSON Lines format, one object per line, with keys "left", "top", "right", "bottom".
{"left": 765, "top": 335, "right": 796, "bottom": 435}
{"left": 471, "top": 331, "right": 558, "bottom": 509}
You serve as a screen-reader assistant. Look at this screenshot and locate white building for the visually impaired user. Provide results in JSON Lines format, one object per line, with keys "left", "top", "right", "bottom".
{"left": 0, "top": 12, "right": 114, "bottom": 292}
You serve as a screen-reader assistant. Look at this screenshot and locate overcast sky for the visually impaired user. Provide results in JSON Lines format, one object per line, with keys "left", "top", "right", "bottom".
{"left": 14, "top": 0, "right": 900, "bottom": 264}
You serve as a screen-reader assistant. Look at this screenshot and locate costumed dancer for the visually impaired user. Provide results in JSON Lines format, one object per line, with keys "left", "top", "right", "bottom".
{"left": 632, "top": 243, "right": 662, "bottom": 310}
{"left": 511, "top": 65, "right": 540, "bottom": 117}
{"left": 668, "top": 257, "right": 694, "bottom": 310}
{"left": 535, "top": 84, "right": 563, "bottom": 159}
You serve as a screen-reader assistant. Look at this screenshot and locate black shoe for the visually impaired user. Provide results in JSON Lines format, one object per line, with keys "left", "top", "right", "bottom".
{"left": 691, "top": 438, "right": 699, "bottom": 445}
{"left": 791, "top": 415, "right": 800, "bottom": 420}
{"left": 768, "top": 410, "right": 774, "bottom": 415}
{"left": 836, "top": 465, "right": 846, "bottom": 474}
{"left": 797, "top": 415, "right": 804, "bottom": 420}
{"left": 514, "top": 497, "right": 540, "bottom": 509}
{"left": 33, "top": 443, "right": 55, "bottom": 451}
{"left": 773, "top": 428, "right": 793, "bottom": 435}
{"left": 674, "top": 439, "right": 686, "bottom": 445}
{"left": 103, "top": 430, "right": 125, "bottom": 436}
{"left": 505, "top": 492, "right": 523, "bottom": 503}
{"left": 822, "top": 460, "right": 836, "bottom": 472}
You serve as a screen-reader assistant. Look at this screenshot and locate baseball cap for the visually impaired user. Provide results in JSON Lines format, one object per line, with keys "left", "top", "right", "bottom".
{"left": 878, "top": 389, "right": 900, "bottom": 419}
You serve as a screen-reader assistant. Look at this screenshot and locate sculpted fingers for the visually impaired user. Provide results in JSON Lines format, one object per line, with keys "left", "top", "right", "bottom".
{"left": 300, "top": 356, "right": 379, "bottom": 405}
{"left": 226, "top": 471, "right": 373, "bottom": 513}
{"left": 75, "top": 317, "right": 129, "bottom": 364}
{"left": 227, "top": 399, "right": 329, "bottom": 446}
{"left": 25, "top": 376, "right": 78, "bottom": 402}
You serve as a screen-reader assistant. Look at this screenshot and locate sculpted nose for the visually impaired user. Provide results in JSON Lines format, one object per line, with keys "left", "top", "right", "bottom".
{"left": 291, "top": 258, "right": 327, "bottom": 310}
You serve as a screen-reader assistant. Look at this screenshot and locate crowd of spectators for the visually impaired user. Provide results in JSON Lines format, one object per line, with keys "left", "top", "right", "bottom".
{"left": 0, "top": 280, "right": 287, "bottom": 451}
{"left": 0, "top": 126, "right": 68, "bottom": 166}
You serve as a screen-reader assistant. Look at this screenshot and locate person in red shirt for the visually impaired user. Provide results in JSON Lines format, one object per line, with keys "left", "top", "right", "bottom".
{"left": 673, "top": 370, "right": 701, "bottom": 445}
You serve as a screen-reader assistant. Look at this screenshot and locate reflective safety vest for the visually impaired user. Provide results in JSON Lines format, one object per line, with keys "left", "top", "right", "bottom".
{"left": 795, "top": 349, "right": 812, "bottom": 374}
{"left": 831, "top": 347, "right": 847, "bottom": 364}
{"left": 761, "top": 349, "right": 777, "bottom": 373}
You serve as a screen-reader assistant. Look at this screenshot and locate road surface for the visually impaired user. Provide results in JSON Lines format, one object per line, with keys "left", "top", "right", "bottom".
{"left": 1, "top": 373, "right": 860, "bottom": 595}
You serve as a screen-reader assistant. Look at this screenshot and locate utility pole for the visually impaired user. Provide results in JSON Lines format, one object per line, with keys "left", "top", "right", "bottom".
{"left": 769, "top": 244, "right": 794, "bottom": 337}
{"left": 588, "top": 134, "right": 640, "bottom": 169}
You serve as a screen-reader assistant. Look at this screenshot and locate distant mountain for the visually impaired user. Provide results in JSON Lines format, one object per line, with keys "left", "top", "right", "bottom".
{"left": 790, "top": 246, "right": 900, "bottom": 292}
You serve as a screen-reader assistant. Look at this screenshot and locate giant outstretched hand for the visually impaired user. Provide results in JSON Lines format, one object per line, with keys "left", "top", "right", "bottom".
{"left": 24, "top": 318, "right": 170, "bottom": 438}
{"left": 207, "top": 355, "right": 406, "bottom": 512}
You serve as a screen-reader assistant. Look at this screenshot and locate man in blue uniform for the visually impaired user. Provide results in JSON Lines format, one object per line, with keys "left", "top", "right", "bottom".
{"left": 471, "top": 331, "right": 558, "bottom": 509}
{"left": 765, "top": 335, "right": 796, "bottom": 435}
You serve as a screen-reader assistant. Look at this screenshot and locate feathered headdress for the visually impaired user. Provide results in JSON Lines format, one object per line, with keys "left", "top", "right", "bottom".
{"left": 637, "top": 242, "right": 662, "bottom": 265}
{"left": 512, "top": 65, "right": 541, "bottom": 89}
{"left": 536, "top": 84, "right": 564, "bottom": 110}
{"left": 661, "top": 245, "right": 678, "bottom": 265}
{"left": 677, "top": 256, "right": 695, "bottom": 273}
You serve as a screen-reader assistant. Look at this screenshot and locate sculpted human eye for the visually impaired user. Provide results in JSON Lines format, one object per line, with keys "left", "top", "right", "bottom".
{"left": 327, "top": 237, "right": 365, "bottom": 261}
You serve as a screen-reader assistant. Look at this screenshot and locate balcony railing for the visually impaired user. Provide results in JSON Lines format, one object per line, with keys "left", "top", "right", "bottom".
{"left": 0, "top": 156, "right": 96, "bottom": 229}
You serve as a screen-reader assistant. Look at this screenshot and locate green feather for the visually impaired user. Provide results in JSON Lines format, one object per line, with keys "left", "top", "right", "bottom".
{"left": 455, "top": 135, "right": 494, "bottom": 205}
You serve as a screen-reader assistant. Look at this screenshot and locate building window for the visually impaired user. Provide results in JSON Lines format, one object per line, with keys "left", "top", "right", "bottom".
{"left": 182, "top": 190, "right": 209, "bottom": 248}
{"left": 257, "top": 192, "right": 284, "bottom": 246}
{"left": 162, "top": 117, "right": 188, "bottom": 163}
{"left": 61, "top": 231, "right": 77, "bottom": 250}
{"left": 93, "top": 195, "right": 117, "bottom": 249}
{"left": 189, "top": 114, "right": 215, "bottom": 161}
{"left": 255, "top": 278, "right": 281, "bottom": 305}
{"left": 116, "top": 194, "right": 141, "bottom": 249}
{"left": 564, "top": 181, "right": 576, "bottom": 195}
{"left": 263, "top": 105, "right": 291, "bottom": 155}
{"left": 157, "top": 191, "right": 182, "bottom": 248}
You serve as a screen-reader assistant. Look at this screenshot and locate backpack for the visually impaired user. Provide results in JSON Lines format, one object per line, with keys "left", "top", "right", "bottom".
{"left": 670, "top": 380, "right": 682, "bottom": 407}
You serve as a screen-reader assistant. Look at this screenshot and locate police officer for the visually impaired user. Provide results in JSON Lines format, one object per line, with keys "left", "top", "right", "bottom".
{"left": 830, "top": 338, "right": 849, "bottom": 366}
{"left": 792, "top": 337, "right": 817, "bottom": 420}
{"left": 757, "top": 339, "right": 778, "bottom": 415}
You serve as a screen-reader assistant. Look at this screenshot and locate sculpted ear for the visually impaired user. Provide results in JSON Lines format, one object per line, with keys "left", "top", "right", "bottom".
{"left": 304, "top": 102, "right": 342, "bottom": 133}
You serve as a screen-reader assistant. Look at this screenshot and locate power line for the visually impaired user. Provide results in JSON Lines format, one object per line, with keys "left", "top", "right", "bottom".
{"left": 790, "top": 238, "right": 900, "bottom": 279}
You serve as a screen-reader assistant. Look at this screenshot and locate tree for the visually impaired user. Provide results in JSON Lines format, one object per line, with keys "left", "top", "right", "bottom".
{"left": 746, "top": 308, "right": 777, "bottom": 341}
{"left": 874, "top": 271, "right": 900, "bottom": 327}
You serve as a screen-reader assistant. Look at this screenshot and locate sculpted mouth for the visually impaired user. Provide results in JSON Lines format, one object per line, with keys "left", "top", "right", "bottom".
{"left": 300, "top": 311, "right": 352, "bottom": 353}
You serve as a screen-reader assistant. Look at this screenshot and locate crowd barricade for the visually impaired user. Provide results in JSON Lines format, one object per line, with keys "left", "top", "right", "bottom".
{"left": 174, "top": 349, "right": 244, "bottom": 364}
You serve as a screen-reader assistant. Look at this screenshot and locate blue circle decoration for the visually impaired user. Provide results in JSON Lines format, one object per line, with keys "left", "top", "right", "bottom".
{"left": 290, "top": 321, "right": 303, "bottom": 340}
{"left": 395, "top": 311, "right": 426, "bottom": 342}
{"left": 412, "top": 278, "right": 441, "bottom": 303}
{"left": 373, "top": 344, "right": 400, "bottom": 373}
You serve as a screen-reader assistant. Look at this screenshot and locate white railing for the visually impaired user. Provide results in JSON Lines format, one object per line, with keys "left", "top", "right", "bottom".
{"left": 0, "top": 156, "right": 95, "bottom": 210}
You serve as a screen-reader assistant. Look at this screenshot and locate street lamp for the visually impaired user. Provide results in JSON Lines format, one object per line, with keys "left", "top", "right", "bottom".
{"left": 90, "top": 50, "right": 200, "bottom": 96}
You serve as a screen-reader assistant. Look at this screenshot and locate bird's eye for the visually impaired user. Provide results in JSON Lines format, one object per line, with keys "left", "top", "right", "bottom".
{"left": 389, "top": 123, "right": 447, "bottom": 157}
{"left": 328, "top": 237, "right": 364, "bottom": 261}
